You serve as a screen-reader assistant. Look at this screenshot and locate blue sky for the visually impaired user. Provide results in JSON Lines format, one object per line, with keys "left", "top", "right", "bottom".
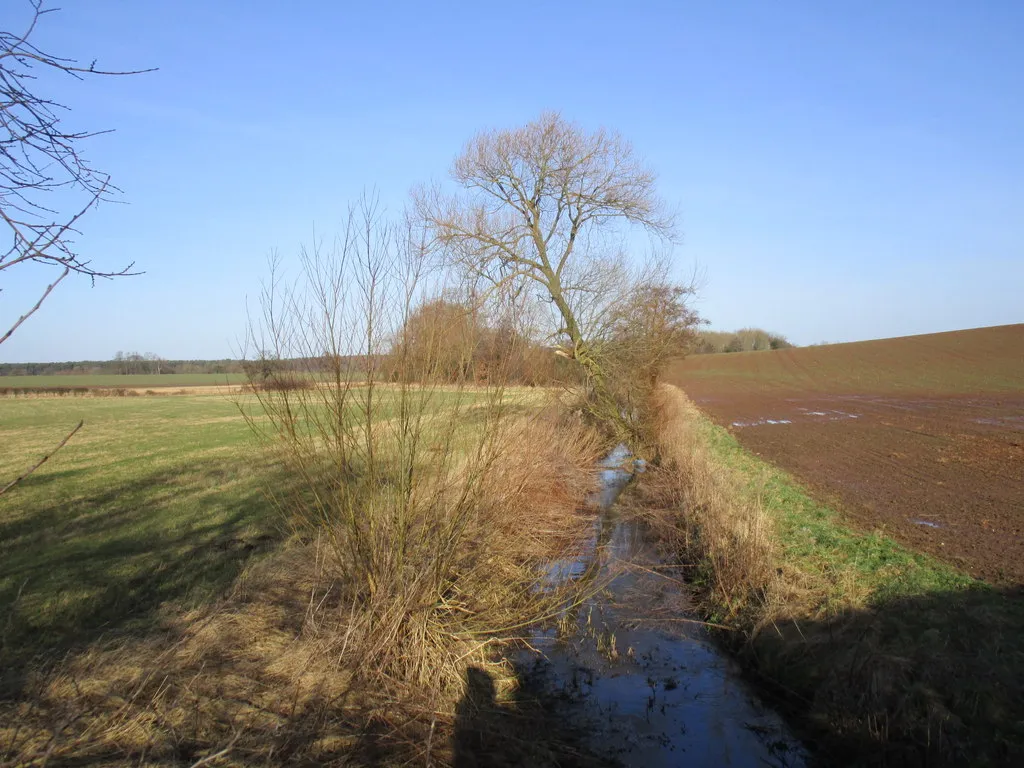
{"left": 2, "top": 0, "right": 1021, "bottom": 362}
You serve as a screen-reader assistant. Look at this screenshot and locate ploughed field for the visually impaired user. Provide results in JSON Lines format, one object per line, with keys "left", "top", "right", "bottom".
{"left": 666, "top": 324, "right": 1024, "bottom": 583}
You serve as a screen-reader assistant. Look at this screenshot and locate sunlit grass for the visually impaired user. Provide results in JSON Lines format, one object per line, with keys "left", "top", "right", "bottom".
{"left": 0, "top": 394, "right": 278, "bottom": 677}
{"left": 0, "top": 385, "right": 549, "bottom": 678}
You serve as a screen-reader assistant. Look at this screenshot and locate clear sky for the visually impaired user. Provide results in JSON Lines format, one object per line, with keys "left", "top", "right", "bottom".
{"left": 2, "top": 0, "right": 1021, "bottom": 362}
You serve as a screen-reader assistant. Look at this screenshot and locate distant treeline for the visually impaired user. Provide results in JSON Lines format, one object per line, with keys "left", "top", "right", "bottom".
{"left": 693, "top": 328, "right": 793, "bottom": 354}
{"left": 3, "top": 318, "right": 753, "bottom": 379}
{"left": 0, "top": 357, "right": 247, "bottom": 376}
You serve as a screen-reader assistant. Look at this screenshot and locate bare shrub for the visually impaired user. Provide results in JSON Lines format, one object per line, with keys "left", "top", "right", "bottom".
{"left": 599, "top": 276, "right": 702, "bottom": 447}
{"left": 695, "top": 328, "right": 794, "bottom": 354}
{"left": 0, "top": 386, "right": 89, "bottom": 397}
{"left": 389, "top": 297, "right": 476, "bottom": 382}
{"left": 2, "top": 200, "right": 604, "bottom": 766}
{"left": 240, "top": 198, "right": 604, "bottom": 711}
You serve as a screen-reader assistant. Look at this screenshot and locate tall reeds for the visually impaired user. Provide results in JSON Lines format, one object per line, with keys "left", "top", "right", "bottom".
{"left": 643, "top": 383, "right": 784, "bottom": 626}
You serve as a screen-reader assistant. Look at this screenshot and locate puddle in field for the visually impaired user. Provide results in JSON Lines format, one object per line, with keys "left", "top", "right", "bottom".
{"left": 731, "top": 409, "right": 863, "bottom": 428}
{"left": 795, "top": 408, "right": 860, "bottom": 421}
{"left": 523, "top": 446, "right": 806, "bottom": 767}
{"left": 973, "top": 416, "right": 1024, "bottom": 430}
{"left": 730, "top": 418, "right": 793, "bottom": 428}
{"left": 911, "top": 519, "right": 943, "bottom": 529}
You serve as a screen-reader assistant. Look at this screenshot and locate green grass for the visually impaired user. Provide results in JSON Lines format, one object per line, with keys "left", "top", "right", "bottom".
{"left": 694, "top": 415, "right": 976, "bottom": 604}
{"left": 0, "top": 385, "right": 537, "bottom": 689}
{"left": 0, "top": 393, "right": 280, "bottom": 689}
{"left": 0, "top": 373, "right": 247, "bottom": 388}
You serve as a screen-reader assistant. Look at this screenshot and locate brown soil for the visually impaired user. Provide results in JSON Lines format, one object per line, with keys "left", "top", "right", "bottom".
{"left": 667, "top": 325, "right": 1024, "bottom": 583}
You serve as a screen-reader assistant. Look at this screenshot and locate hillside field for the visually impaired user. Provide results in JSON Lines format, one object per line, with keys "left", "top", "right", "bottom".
{"left": 666, "top": 323, "right": 1024, "bottom": 582}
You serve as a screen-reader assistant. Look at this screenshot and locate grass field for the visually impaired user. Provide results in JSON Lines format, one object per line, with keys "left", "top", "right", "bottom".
{"left": 0, "top": 373, "right": 247, "bottom": 389}
{"left": 0, "top": 393, "right": 281, "bottom": 685}
{"left": 0, "top": 384, "right": 512, "bottom": 679}
{"left": 0, "top": 380, "right": 605, "bottom": 765}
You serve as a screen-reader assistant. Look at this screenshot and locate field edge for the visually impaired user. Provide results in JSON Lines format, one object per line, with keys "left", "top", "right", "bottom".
{"left": 642, "top": 384, "right": 1024, "bottom": 766}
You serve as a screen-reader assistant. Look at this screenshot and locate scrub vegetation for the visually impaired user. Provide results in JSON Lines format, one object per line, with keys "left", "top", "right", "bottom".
{"left": 693, "top": 327, "right": 793, "bottom": 354}
{"left": 0, "top": 386, "right": 606, "bottom": 765}
{"left": 1, "top": 114, "right": 700, "bottom": 766}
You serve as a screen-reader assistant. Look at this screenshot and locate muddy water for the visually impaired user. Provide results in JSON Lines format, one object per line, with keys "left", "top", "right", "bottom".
{"left": 525, "top": 446, "right": 806, "bottom": 767}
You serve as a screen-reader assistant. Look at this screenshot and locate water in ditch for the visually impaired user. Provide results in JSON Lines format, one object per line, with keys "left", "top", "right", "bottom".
{"left": 523, "top": 445, "right": 806, "bottom": 767}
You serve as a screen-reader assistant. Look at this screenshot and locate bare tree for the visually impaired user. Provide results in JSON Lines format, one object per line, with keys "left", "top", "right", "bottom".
{"left": 415, "top": 112, "right": 691, "bottom": 435}
{"left": 0, "top": 0, "right": 153, "bottom": 348}
{"left": 0, "top": 1, "right": 151, "bottom": 497}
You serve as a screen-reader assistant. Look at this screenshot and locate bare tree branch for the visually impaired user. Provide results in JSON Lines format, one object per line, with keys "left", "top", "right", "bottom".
{"left": 0, "top": 419, "right": 82, "bottom": 496}
{"left": 0, "top": 0, "right": 152, "bottom": 345}
{"left": 0, "top": 264, "right": 66, "bottom": 345}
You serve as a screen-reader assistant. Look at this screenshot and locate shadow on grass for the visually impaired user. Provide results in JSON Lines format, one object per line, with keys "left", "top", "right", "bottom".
{"left": 744, "top": 583, "right": 1024, "bottom": 766}
{"left": 0, "top": 456, "right": 287, "bottom": 700}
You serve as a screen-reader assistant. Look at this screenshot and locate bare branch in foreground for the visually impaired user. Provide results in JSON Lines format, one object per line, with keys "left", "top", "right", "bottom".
{"left": 0, "top": 0, "right": 152, "bottom": 344}
{"left": 0, "top": 265, "right": 68, "bottom": 346}
{"left": 0, "top": 419, "right": 83, "bottom": 496}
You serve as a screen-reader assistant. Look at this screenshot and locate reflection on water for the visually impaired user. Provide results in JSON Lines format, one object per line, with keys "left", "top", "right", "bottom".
{"left": 527, "top": 445, "right": 806, "bottom": 767}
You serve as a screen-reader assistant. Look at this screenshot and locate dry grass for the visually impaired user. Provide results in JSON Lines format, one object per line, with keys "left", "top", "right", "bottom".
{"left": 638, "top": 384, "right": 789, "bottom": 628}
{"left": 0, "top": 399, "right": 603, "bottom": 766}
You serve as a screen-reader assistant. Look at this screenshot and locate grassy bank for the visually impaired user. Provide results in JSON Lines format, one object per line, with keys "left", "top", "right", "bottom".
{"left": 645, "top": 384, "right": 1024, "bottom": 766}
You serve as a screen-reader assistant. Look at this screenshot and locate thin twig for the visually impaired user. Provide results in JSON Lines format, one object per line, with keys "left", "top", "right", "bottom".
{"left": 0, "top": 419, "right": 82, "bottom": 496}
{"left": 628, "top": 616, "right": 736, "bottom": 631}
{"left": 0, "top": 266, "right": 68, "bottom": 346}
{"left": 425, "top": 717, "right": 435, "bottom": 767}
{"left": 186, "top": 733, "right": 240, "bottom": 768}
{"left": 611, "top": 557, "right": 690, "bottom": 586}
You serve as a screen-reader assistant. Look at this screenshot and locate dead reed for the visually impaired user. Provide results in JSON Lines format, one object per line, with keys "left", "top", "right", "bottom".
{"left": 638, "top": 383, "right": 788, "bottom": 628}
